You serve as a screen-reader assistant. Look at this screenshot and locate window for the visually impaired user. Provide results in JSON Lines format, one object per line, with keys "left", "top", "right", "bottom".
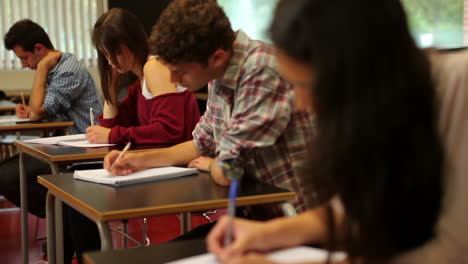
{"left": 0, "top": 0, "right": 105, "bottom": 70}
{"left": 402, "top": 0, "right": 464, "bottom": 48}
{"left": 218, "top": 0, "right": 280, "bottom": 42}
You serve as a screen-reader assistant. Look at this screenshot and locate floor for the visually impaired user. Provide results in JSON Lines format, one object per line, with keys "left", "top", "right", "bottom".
{"left": 0, "top": 199, "right": 223, "bottom": 264}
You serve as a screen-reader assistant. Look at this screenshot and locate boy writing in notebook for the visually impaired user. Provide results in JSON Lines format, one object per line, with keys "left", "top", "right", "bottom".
{"left": 0, "top": 19, "right": 102, "bottom": 218}
{"left": 105, "top": 0, "right": 314, "bottom": 217}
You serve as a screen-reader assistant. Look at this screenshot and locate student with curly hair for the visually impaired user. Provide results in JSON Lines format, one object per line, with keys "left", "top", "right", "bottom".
{"left": 104, "top": 0, "right": 314, "bottom": 217}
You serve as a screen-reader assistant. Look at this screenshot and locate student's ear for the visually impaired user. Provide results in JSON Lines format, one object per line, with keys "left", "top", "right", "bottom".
{"left": 33, "top": 44, "right": 45, "bottom": 54}
{"left": 209, "top": 48, "right": 229, "bottom": 68}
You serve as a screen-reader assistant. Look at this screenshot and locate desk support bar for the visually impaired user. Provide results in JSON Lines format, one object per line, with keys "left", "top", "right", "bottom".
{"left": 46, "top": 192, "right": 56, "bottom": 264}
{"left": 19, "top": 151, "right": 29, "bottom": 264}
{"left": 97, "top": 221, "right": 112, "bottom": 250}
{"left": 180, "top": 212, "right": 191, "bottom": 234}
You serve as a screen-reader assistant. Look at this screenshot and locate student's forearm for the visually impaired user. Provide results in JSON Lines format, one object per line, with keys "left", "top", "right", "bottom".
{"left": 136, "top": 140, "right": 200, "bottom": 168}
{"left": 208, "top": 158, "right": 230, "bottom": 186}
{"left": 28, "top": 67, "right": 48, "bottom": 120}
{"left": 103, "top": 100, "right": 118, "bottom": 119}
{"left": 266, "top": 208, "right": 329, "bottom": 248}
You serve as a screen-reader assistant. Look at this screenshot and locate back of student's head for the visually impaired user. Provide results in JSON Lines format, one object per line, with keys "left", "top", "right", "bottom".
{"left": 148, "top": 0, "right": 235, "bottom": 65}
{"left": 271, "top": 0, "right": 443, "bottom": 261}
{"left": 92, "top": 8, "right": 148, "bottom": 102}
{"left": 4, "top": 19, "right": 54, "bottom": 51}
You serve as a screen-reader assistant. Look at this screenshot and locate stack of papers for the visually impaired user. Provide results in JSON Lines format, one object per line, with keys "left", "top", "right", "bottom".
{"left": 0, "top": 115, "right": 30, "bottom": 124}
{"left": 73, "top": 167, "right": 198, "bottom": 186}
{"left": 23, "top": 134, "right": 115, "bottom": 148}
{"left": 166, "top": 246, "right": 346, "bottom": 264}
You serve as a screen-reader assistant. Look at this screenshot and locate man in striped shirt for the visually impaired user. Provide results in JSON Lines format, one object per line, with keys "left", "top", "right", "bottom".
{"left": 0, "top": 19, "right": 102, "bottom": 218}
{"left": 4, "top": 19, "right": 102, "bottom": 134}
{"left": 105, "top": 0, "right": 314, "bottom": 215}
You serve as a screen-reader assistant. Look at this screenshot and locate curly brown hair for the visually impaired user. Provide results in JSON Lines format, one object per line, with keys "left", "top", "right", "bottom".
{"left": 148, "top": 0, "right": 235, "bottom": 65}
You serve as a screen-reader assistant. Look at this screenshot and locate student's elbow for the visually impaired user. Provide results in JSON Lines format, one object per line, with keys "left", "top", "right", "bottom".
{"left": 28, "top": 107, "right": 47, "bottom": 121}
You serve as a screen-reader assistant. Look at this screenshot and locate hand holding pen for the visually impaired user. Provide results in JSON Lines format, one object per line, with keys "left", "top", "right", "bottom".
{"left": 110, "top": 142, "right": 131, "bottom": 170}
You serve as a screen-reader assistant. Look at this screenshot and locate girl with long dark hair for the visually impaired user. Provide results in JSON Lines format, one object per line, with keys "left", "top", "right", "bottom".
{"left": 207, "top": 0, "right": 468, "bottom": 263}
{"left": 86, "top": 8, "right": 200, "bottom": 145}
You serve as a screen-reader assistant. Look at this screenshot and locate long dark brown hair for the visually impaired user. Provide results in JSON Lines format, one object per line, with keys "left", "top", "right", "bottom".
{"left": 270, "top": 0, "right": 444, "bottom": 263}
{"left": 92, "top": 8, "right": 148, "bottom": 103}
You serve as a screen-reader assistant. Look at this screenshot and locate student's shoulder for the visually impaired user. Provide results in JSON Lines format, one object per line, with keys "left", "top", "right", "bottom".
{"left": 55, "top": 53, "right": 91, "bottom": 75}
{"left": 241, "top": 41, "right": 281, "bottom": 78}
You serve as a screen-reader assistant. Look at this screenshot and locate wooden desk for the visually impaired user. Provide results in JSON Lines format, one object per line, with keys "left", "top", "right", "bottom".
{"left": 84, "top": 239, "right": 206, "bottom": 264}
{"left": 0, "top": 121, "right": 74, "bottom": 134}
{"left": 38, "top": 173, "right": 296, "bottom": 264}
{"left": 13, "top": 141, "right": 163, "bottom": 264}
{"left": 0, "top": 106, "right": 15, "bottom": 113}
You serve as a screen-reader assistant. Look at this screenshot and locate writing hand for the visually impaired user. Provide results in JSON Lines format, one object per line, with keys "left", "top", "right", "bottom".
{"left": 207, "top": 216, "right": 272, "bottom": 260}
{"left": 86, "top": 125, "right": 111, "bottom": 143}
{"left": 15, "top": 104, "right": 29, "bottom": 118}
{"left": 103, "top": 150, "right": 143, "bottom": 175}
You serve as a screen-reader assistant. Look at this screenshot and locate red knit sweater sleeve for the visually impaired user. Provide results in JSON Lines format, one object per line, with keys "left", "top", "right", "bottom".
{"left": 98, "top": 81, "right": 139, "bottom": 128}
{"left": 107, "top": 90, "right": 200, "bottom": 145}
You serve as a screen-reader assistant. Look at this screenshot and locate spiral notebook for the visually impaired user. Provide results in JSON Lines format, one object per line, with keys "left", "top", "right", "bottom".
{"left": 73, "top": 167, "right": 198, "bottom": 186}
{"left": 166, "top": 246, "right": 346, "bottom": 264}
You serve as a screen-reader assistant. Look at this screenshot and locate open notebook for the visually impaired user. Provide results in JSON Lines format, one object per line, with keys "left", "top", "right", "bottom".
{"left": 166, "top": 246, "right": 346, "bottom": 264}
{"left": 73, "top": 167, "right": 198, "bottom": 186}
{"left": 23, "top": 134, "right": 115, "bottom": 148}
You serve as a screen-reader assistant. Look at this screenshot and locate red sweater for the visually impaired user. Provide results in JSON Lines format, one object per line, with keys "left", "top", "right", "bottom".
{"left": 99, "top": 81, "right": 200, "bottom": 146}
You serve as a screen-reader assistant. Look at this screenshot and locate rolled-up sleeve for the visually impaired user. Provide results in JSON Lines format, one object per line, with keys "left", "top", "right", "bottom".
{"left": 43, "top": 71, "right": 83, "bottom": 115}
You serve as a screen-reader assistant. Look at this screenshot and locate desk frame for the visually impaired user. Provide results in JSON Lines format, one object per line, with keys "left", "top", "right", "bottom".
{"left": 38, "top": 173, "right": 296, "bottom": 264}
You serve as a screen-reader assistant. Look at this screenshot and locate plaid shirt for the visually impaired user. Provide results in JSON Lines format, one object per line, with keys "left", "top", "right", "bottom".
{"left": 193, "top": 31, "right": 314, "bottom": 212}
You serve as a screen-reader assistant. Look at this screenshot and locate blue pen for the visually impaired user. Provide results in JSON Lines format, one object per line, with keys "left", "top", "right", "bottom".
{"left": 224, "top": 179, "right": 239, "bottom": 247}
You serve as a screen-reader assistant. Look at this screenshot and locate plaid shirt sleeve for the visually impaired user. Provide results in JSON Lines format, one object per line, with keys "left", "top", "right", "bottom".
{"left": 192, "top": 93, "right": 217, "bottom": 156}
{"left": 217, "top": 67, "right": 293, "bottom": 163}
{"left": 43, "top": 71, "right": 83, "bottom": 115}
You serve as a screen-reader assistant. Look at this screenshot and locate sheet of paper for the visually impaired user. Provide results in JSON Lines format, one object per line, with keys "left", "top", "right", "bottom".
{"left": 23, "top": 134, "right": 87, "bottom": 144}
{"left": 0, "top": 115, "right": 30, "bottom": 124}
{"left": 23, "top": 134, "right": 115, "bottom": 148}
{"left": 166, "top": 246, "right": 346, "bottom": 264}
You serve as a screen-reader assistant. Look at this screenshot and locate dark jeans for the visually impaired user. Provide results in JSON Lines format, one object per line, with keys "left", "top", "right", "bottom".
{"left": 63, "top": 162, "right": 102, "bottom": 264}
{"left": 0, "top": 154, "right": 50, "bottom": 218}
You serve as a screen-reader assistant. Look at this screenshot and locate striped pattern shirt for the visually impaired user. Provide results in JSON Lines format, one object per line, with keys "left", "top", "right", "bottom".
{"left": 192, "top": 30, "right": 314, "bottom": 212}
{"left": 42, "top": 53, "right": 102, "bottom": 134}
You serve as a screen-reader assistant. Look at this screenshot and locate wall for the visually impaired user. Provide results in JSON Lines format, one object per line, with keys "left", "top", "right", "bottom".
{"left": 0, "top": 67, "right": 102, "bottom": 99}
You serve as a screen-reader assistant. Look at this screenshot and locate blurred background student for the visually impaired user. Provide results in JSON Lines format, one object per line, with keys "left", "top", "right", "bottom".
{"left": 208, "top": 0, "right": 467, "bottom": 263}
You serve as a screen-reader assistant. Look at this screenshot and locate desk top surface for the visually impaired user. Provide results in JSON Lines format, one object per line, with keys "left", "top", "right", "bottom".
{"left": 38, "top": 172, "right": 296, "bottom": 221}
{"left": 84, "top": 239, "right": 206, "bottom": 264}
{"left": 0, "top": 106, "right": 16, "bottom": 112}
{"left": 0, "top": 120, "right": 74, "bottom": 131}
{"left": 13, "top": 141, "right": 154, "bottom": 163}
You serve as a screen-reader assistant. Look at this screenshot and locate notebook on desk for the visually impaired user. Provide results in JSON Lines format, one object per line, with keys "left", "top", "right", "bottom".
{"left": 166, "top": 246, "right": 346, "bottom": 264}
{"left": 73, "top": 167, "right": 198, "bottom": 186}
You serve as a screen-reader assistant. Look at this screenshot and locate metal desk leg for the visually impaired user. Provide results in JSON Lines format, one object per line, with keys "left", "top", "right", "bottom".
{"left": 46, "top": 192, "right": 56, "bottom": 264}
{"left": 55, "top": 199, "right": 64, "bottom": 264}
{"left": 180, "top": 212, "right": 191, "bottom": 234}
{"left": 96, "top": 221, "right": 112, "bottom": 250}
{"left": 19, "top": 151, "right": 29, "bottom": 264}
{"left": 48, "top": 161, "right": 60, "bottom": 175}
